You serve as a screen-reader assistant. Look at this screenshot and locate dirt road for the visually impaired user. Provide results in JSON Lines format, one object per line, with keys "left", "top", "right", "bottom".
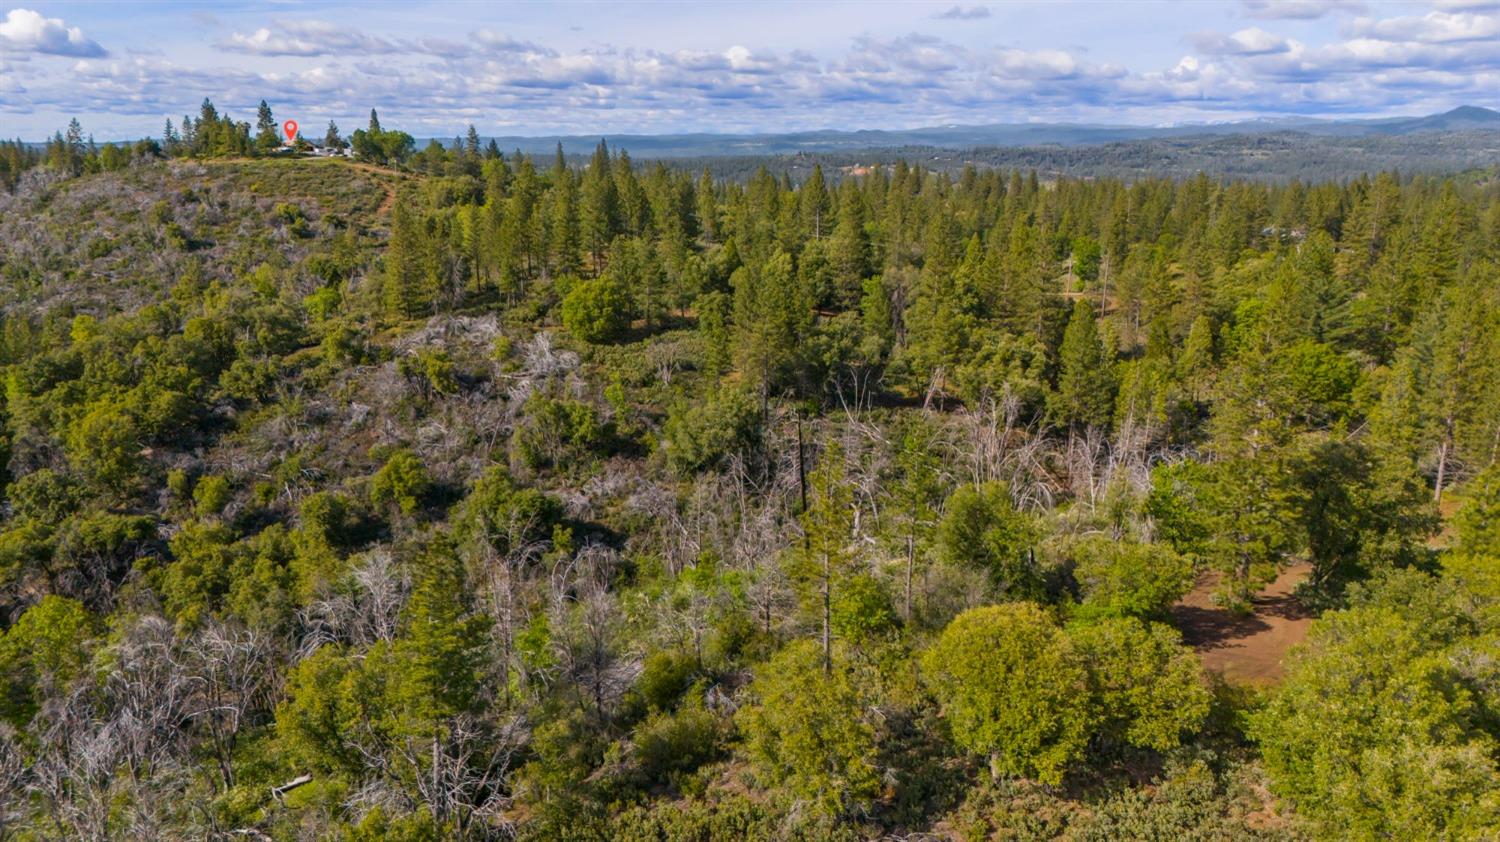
{"left": 1172, "top": 562, "right": 1313, "bottom": 685}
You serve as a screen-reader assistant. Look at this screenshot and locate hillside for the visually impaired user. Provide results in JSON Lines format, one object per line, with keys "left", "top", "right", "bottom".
{"left": 0, "top": 153, "right": 1497, "bottom": 840}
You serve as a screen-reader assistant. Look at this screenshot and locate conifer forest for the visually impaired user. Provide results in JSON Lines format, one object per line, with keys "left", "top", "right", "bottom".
{"left": 0, "top": 99, "right": 1498, "bottom": 840}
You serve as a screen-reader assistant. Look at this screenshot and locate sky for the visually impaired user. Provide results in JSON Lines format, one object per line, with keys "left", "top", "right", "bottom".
{"left": 1, "top": 0, "right": 1498, "bottom": 140}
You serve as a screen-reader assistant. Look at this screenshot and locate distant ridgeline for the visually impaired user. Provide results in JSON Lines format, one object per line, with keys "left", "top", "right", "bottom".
{"left": 8, "top": 102, "right": 1500, "bottom": 192}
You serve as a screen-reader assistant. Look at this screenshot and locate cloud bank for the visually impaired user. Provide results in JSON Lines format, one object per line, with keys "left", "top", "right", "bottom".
{"left": 2, "top": 2, "right": 1497, "bottom": 139}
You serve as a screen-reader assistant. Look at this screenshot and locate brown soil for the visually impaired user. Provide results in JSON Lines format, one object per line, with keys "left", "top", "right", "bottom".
{"left": 1172, "top": 562, "right": 1313, "bottom": 686}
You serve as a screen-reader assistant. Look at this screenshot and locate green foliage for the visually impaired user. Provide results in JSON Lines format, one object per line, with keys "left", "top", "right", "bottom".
{"left": 1455, "top": 465, "right": 1500, "bottom": 555}
{"left": 0, "top": 595, "right": 98, "bottom": 726}
{"left": 1067, "top": 616, "right": 1210, "bottom": 751}
{"left": 397, "top": 349, "right": 459, "bottom": 399}
{"left": 561, "top": 275, "right": 630, "bottom": 344}
{"left": 1069, "top": 756, "right": 1281, "bottom": 841}
{"left": 831, "top": 572, "right": 898, "bottom": 643}
{"left": 1294, "top": 437, "right": 1437, "bottom": 591}
{"left": 1052, "top": 298, "right": 1117, "bottom": 430}
{"left": 936, "top": 482, "right": 1042, "bottom": 599}
{"left": 733, "top": 249, "right": 812, "bottom": 392}
{"left": 66, "top": 399, "right": 144, "bottom": 493}
{"left": 922, "top": 603, "right": 1092, "bottom": 784}
{"left": 632, "top": 700, "right": 725, "bottom": 787}
{"left": 7, "top": 469, "right": 82, "bottom": 523}
{"left": 736, "top": 640, "right": 881, "bottom": 817}
{"left": 512, "top": 394, "right": 610, "bottom": 471}
{"left": 1253, "top": 587, "right": 1500, "bottom": 839}
{"left": 450, "top": 466, "right": 560, "bottom": 558}
{"left": 635, "top": 649, "right": 699, "bottom": 713}
{"left": 1070, "top": 536, "right": 1195, "bottom": 619}
{"left": 662, "top": 385, "right": 760, "bottom": 475}
{"left": 369, "top": 449, "right": 431, "bottom": 515}
{"left": 193, "top": 474, "right": 231, "bottom": 516}
{"left": 5, "top": 134, "right": 1500, "bottom": 840}
{"left": 350, "top": 116, "right": 416, "bottom": 165}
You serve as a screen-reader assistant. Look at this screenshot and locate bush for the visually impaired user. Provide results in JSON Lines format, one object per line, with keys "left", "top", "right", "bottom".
{"left": 632, "top": 702, "right": 724, "bottom": 786}
{"left": 663, "top": 386, "right": 760, "bottom": 475}
{"left": 1067, "top": 616, "right": 1210, "bottom": 751}
{"left": 922, "top": 603, "right": 1091, "bottom": 784}
{"left": 512, "top": 395, "right": 609, "bottom": 471}
{"left": 636, "top": 649, "right": 698, "bottom": 712}
{"left": 1070, "top": 536, "right": 1195, "bottom": 619}
{"left": 736, "top": 640, "right": 880, "bottom": 817}
{"left": 193, "top": 475, "right": 232, "bottom": 516}
{"left": 561, "top": 276, "right": 629, "bottom": 344}
{"left": 936, "top": 482, "right": 1042, "bottom": 598}
{"left": 1252, "top": 598, "right": 1500, "bottom": 839}
{"left": 369, "top": 450, "right": 431, "bottom": 515}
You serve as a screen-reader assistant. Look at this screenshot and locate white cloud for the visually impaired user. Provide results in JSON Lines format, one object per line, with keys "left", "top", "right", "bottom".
{"left": 1348, "top": 11, "right": 1500, "bottom": 43}
{"left": 7, "top": 2, "right": 1500, "bottom": 139}
{"left": 1432, "top": 1, "right": 1500, "bottom": 10}
{"left": 470, "top": 30, "right": 556, "bottom": 56}
{"left": 221, "top": 20, "right": 400, "bottom": 57}
{"left": 1240, "top": 0, "right": 1364, "bottom": 20}
{"left": 1191, "top": 27, "right": 1294, "bottom": 55}
{"left": 934, "top": 5, "right": 991, "bottom": 20}
{"left": 0, "top": 8, "right": 104, "bottom": 57}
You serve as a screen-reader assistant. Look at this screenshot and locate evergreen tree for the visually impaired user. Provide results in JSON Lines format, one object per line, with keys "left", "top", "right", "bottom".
{"left": 580, "top": 140, "right": 621, "bottom": 273}
{"left": 254, "top": 100, "right": 278, "bottom": 151}
{"left": 383, "top": 192, "right": 429, "bottom": 319}
{"left": 800, "top": 164, "right": 831, "bottom": 240}
{"left": 733, "top": 250, "right": 812, "bottom": 394}
{"left": 1052, "top": 298, "right": 1117, "bottom": 430}
{"left": 794, "top": 441, "right": 855, "bottom": 672}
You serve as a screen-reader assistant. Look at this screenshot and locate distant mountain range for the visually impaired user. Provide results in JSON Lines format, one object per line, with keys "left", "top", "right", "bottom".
{"left": 448, "top": 106, "right": 1500, "bottom": 158}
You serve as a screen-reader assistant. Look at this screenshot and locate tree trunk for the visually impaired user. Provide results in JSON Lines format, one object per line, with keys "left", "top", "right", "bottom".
{"left": 904, "top": 532, "right": 915, "bottom": 622}
{"left": 1434, "top": 435, "right": 1451, "bottom": 504}
{"left": 821, "top": 552, "right": 831, "bottom": 675}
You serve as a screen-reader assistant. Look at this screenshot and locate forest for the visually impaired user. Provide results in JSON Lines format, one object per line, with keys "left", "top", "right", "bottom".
{"left": 0, "top": 104, "right": 1497, "bottom": 840}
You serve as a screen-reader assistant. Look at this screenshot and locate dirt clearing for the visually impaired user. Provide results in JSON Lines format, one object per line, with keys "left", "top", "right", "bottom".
{"left": 1172, "top": 562, "right": 1314, "bottom": 685}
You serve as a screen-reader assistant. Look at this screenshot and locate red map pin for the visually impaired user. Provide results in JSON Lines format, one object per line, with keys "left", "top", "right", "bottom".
{"left": 283, "top": 119, "right": 298, "bottom": 142}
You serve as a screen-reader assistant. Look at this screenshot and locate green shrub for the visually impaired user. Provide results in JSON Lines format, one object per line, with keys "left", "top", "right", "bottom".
{"left": 561, "top": 276, "right": 629, "bottom": 344}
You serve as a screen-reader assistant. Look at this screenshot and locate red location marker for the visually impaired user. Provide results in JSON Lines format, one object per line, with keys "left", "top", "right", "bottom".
{"left": 283, "top": 119, "right": 298, "bottom": 142}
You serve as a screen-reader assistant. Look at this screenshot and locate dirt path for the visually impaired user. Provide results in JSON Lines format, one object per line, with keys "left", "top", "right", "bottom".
{"left": 340, "top": 160, "right": 400, "bottom": 215}
{"left": 1172, "top": 562, "right": 1313, "bottom": 685}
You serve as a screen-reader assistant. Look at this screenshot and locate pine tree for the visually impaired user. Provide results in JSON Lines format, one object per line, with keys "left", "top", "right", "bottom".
{"left": 830, "top": 182, "right": 870, "bottom": 296}
{"left": 580, "top": 140, "right": 620, "bottom": 273}
{"left": 254, "top": 100, "right": 278, "bottom": 151}
{"left": 1052, "top": 299, "right": 1117, "bottom": 430}
{"left": 796, "top": 441, "right": 855, "bottom": 672}
{"left": 890, "top": 422, "right": 945, "bottom": 620}
{"left": 1177, "top": 314, "right": 1217, "bottom": 403}
{"left": 733, "top": 250, "right": 812, "bottom": 394}
{"left": 696, "top": 169, "right": 719, "bottom": 243}
{"left": 549, "top": 167, "right": 581, "bottom": 278}
{"left": 1000, "top": 215, "right": 1047, "bottom": 339}
{"left": 801, "top": 164, "right": 831, "bottom": 240}
{"left": 383, "top": 192, "right": 428, "bottom": 319}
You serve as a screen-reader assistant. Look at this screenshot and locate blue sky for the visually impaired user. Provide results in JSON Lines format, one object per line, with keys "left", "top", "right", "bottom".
{"left": 1, "top": 1, "right": 1498, "bottom": 140}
